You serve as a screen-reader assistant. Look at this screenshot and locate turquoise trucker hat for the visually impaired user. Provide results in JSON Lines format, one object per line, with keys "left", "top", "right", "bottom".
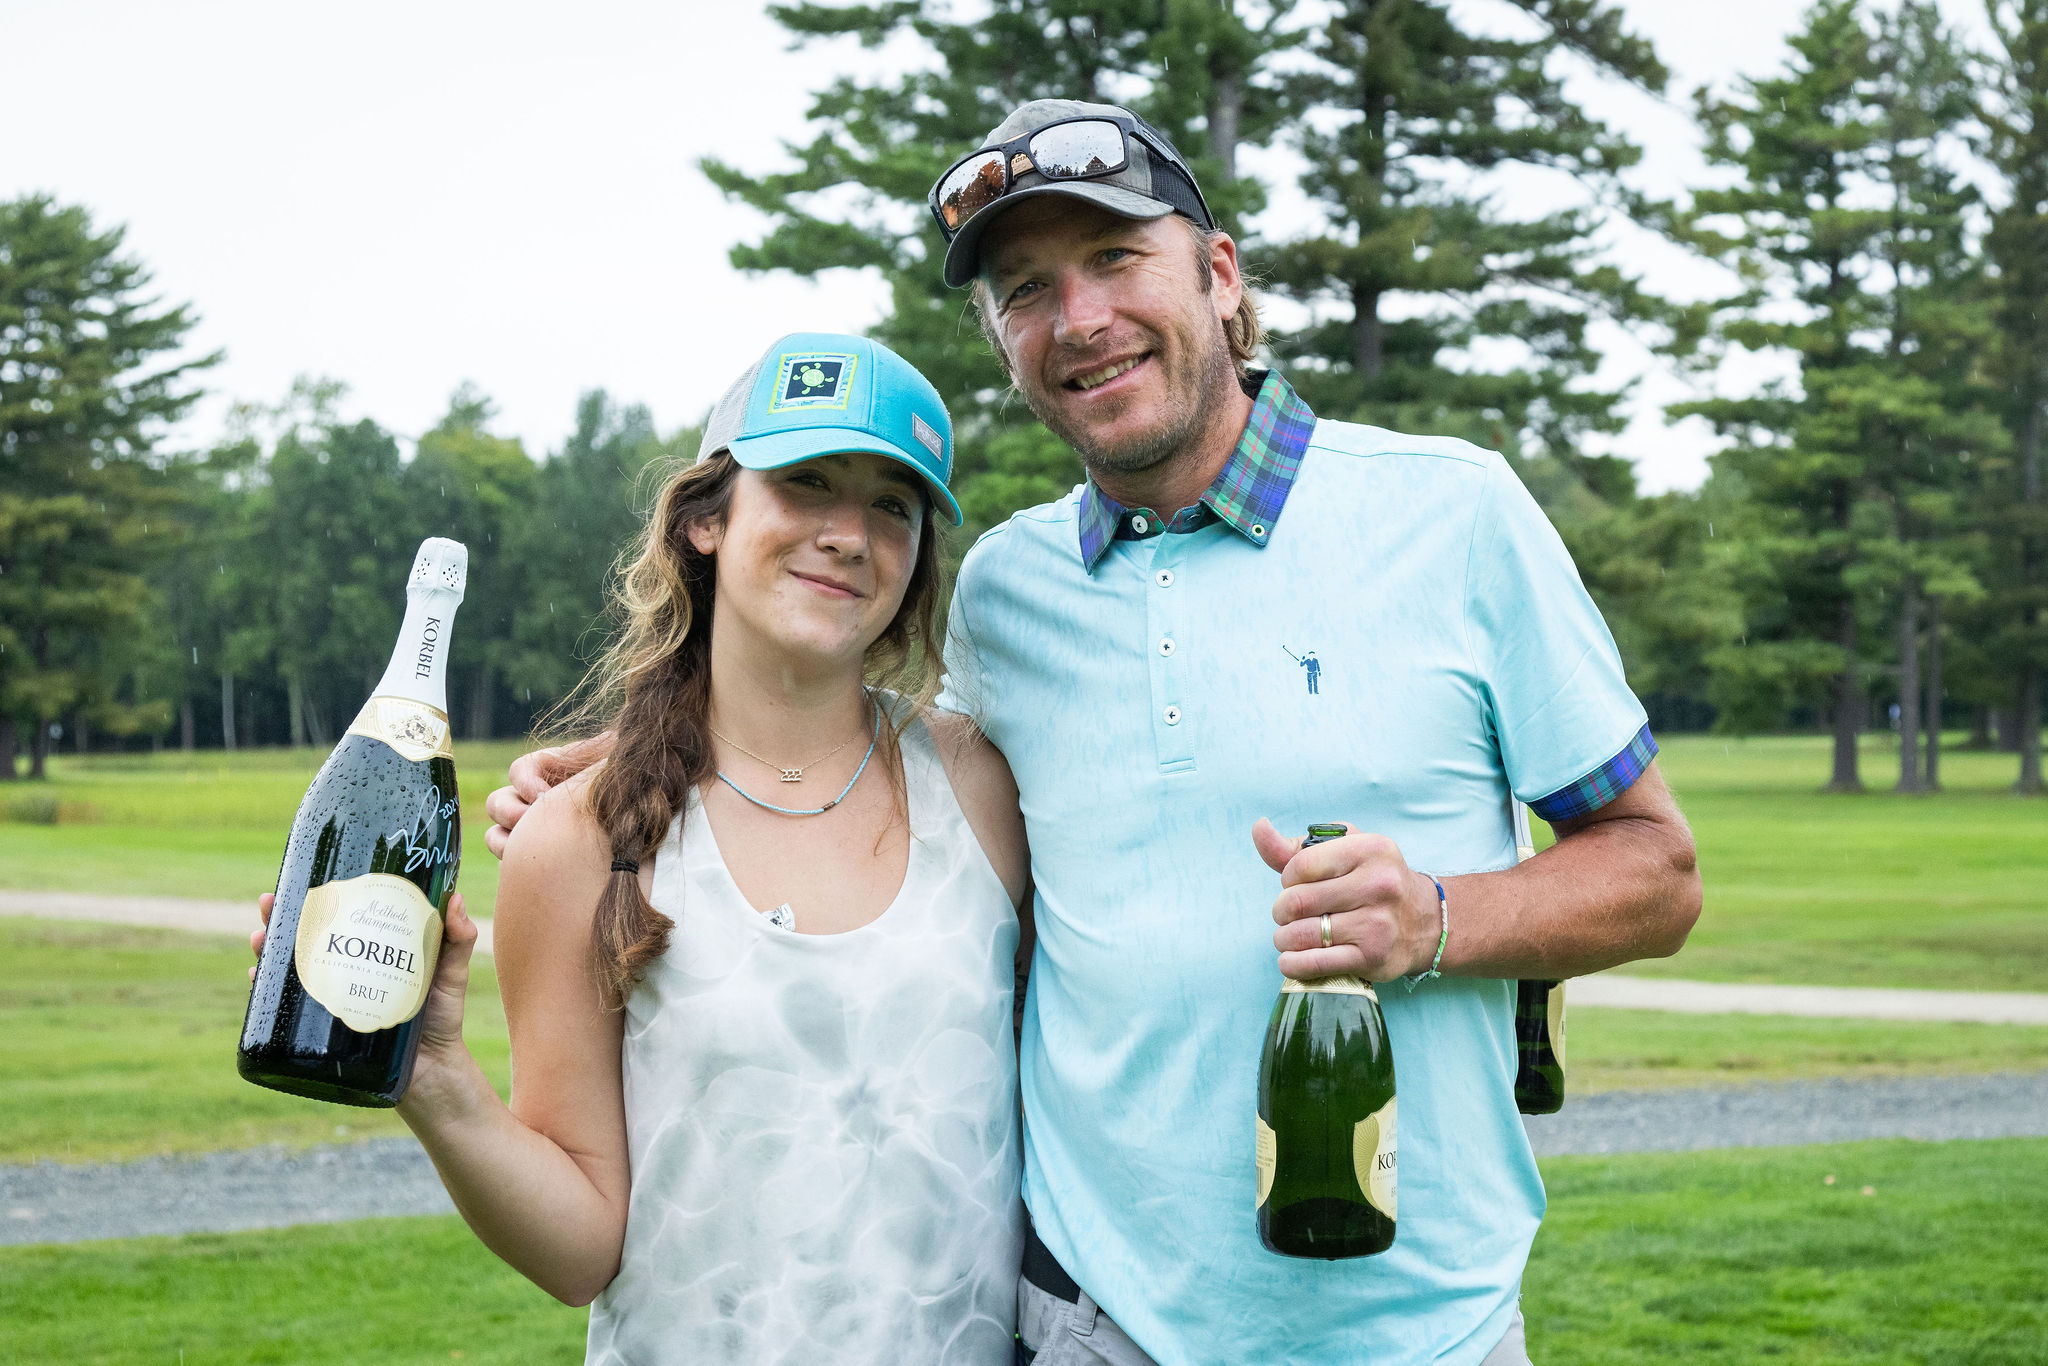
{"left": 696, "top": 332, "right": 961, "bottom": 526}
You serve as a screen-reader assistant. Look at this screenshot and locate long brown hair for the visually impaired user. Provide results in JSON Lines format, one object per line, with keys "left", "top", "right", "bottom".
{"left": 543, "top": 451, "right": 946, "bottom": 1007}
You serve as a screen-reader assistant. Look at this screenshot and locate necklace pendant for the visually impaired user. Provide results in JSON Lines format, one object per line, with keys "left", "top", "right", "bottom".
{"left": 778, "top": 768, "right": 804, "bottom": 783}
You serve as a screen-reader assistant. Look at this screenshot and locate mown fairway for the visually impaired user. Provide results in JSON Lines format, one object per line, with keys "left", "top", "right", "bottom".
{"left": 4, "top": 916, "right": 2045, "bottom": 1165}
{"left": 1526, "top": 1138, "right": 2048, "bottom": 1364}
{"left": 0, "top": 740, "right": 529, "bottom": 919}
{"left": 2, "top": 1138, "right": 2041, "bottom": 1364}
{"left": 0, "top": 920, "right": 510, "bottom": 1164}
{"left": 3, "top": 731, "right": 2041, "bottom": 986}
{"left": 1620, "top": 735, "right": 2047, "bottom": 991}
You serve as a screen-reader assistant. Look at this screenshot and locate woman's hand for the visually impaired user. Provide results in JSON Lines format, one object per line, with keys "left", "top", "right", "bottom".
{"left": 250, "top": 891, "right": 482, "bottom": 1087}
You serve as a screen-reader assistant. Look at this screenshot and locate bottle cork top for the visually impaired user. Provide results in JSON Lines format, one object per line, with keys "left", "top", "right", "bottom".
{"left": 408, "top": 537, "right": 468, "bottom": 597}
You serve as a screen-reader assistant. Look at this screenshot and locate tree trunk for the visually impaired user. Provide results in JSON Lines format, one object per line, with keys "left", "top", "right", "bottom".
{"left": 1896, "top": 580, "right": 1924, "bottom": 792}
{"left": 468, "top": 663, "right": 494, "bottom": 741}
{"left": 2022, "top": 398, "right": 2043, "bottom": 793}
{"left": 1967, "top": 705, "right": 1991, "bottom": 750}
{"left": 74, "top": 715, "right": 90, "bottom": 755}
{"left": 305, "top": 694, "right": 330, "bottom": 748}
{"left": 1208, "top": 69, "right": 1241, "bottom": 184}
{"left": 2020, "top": 665, "right": 2043, "bottom": 794}
{"left": 1924, "top": 595, "right": 1942, "bottom": 791}
{"left": 220, "top": 671, "right": 238, "bottom": 751}
{"left": 0, "top": 718, "right": 17, "bottom": 780}
{"left": 180, "top": 698, "right": 195, "bottom": 752}
{"left": 1994, "top": 706, "right": 2018, "bottom": 752}
{"left": 1352, "top": 283, "right": 1384, "bottom": 381}
{"left": 286, "top": 674, "right": 309, "bottom": 749}
{"left": 29, "top": 721, "right": 49, "bottom": 780}
{"left": 1828, "top": 603, "right": 1863, "bottom": 792}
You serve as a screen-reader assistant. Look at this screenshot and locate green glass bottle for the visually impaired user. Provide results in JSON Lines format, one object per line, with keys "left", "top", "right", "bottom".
{"left": 1255, "top": 824, "right": 1397, "bottom": 1260}
{"left": 1508, "top": 799, "right": 1568, "bottom": 1115}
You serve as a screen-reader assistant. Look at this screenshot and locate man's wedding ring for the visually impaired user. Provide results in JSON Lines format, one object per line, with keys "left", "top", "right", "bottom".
{"left": 1319, "top": 913, "right": 1333, "bottom": 949}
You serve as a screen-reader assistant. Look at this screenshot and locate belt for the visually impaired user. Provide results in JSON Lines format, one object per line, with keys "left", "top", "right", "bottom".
{"left": 1021, "top": 1221, "right": 1083, "bottom": 1304}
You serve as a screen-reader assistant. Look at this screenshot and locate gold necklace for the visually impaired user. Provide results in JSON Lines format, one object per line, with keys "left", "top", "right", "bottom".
{"left": 708, "top": 720, "right": 860, "bottom": 784}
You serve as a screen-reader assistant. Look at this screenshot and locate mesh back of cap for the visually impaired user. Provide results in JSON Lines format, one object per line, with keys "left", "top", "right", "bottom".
{"left": 697, "top": 355, "right": 767, "bottom": 462}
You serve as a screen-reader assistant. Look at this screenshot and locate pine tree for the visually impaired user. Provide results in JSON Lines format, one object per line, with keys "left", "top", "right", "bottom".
{"left": 1981, "top": 0, "right": 2048, "bottom": 792}
{"left": 0, "top": 195, "right": 216, "bottom": 777}
{"left": 1676, "top": 0, "right": 1905, "bottom": 791}
{"left": 407, "top": 386, "right": 538, "bottom": 739}
{"left": 1853, "top": 1, "right": 1996, "bottom": 793}
{"left": 1260, "top": 0, "right": 1677, "bottom": 495}
{"left": 701, "top": 0, "right": 1296, "bottom": 539}
{"left": 507, "top": 391, "right": 684, "bottom": 730}
{"left": 263, "top": 390, "right": 419, "bottom": 748}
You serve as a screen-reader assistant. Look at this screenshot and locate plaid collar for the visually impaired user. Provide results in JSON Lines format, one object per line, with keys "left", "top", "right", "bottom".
{"left": 1076, "top": 369, "right": 1317, "bottom": 571}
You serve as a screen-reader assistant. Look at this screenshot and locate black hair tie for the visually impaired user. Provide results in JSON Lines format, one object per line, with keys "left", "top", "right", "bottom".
{"left": 610, "top": 857, "right": 640, "bottom": 875}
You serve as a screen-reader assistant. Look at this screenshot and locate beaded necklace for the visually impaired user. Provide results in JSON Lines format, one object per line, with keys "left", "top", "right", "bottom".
{"left": 712, "top": 699, "right": 880, "bottom": 817}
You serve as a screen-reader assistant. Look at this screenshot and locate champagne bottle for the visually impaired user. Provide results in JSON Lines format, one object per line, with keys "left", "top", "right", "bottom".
{"left": 1510, "top": 798, "right": 1568, "bottom": 1115}
{"left": 1255, "top": 824, "right": 1397, "bottom": 1260}
{"left": 237, "top": 538, "right": 467, "bottom": 1108}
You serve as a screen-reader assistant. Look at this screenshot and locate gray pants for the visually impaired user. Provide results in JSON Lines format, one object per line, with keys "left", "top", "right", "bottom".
{"left": 1016, "top": 1276, "right": 1532, "bottom": 1365}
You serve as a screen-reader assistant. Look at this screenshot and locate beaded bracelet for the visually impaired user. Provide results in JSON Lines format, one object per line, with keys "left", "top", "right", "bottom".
{"left": 1404, "top": 873, "right": 1448, "bottom": 992}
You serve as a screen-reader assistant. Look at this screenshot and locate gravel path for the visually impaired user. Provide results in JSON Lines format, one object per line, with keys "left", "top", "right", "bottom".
{"left": 1570, "top": 973, "right": 2048, "bottom": 1025}
{"left": 1, "top": 894, "right": 497, "bottom": 954}
{"left": 1520, "top": 1069, "right": 2048, "bottom": 1156}
{"left": 7, "top": 1071, "right": 2045, "bottom": 1247}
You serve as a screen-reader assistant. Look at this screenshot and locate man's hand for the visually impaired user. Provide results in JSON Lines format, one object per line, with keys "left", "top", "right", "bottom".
{"left": 482, "top": 734, "right": 612, "bottom": 859}
{"left": 1253, "top": 819, "right": 1439, "bottom": 983}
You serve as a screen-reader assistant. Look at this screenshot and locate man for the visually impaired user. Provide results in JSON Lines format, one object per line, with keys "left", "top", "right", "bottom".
{"left": 491, "top": 100, "right": 1699, "bottom": 1365}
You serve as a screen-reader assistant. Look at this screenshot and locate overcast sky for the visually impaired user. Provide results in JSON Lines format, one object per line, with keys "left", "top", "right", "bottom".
{"left": 2, "top": 0, "right": 2000, "bottom": 493}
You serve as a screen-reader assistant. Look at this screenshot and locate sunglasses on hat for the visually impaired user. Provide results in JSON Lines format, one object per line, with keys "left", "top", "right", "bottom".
{"left": 927, "top": 113, "right": 1213, "bottom": 240}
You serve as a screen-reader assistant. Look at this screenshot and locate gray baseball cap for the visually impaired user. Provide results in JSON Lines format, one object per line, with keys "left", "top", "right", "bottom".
{"left": 930, "top": 99, "right": 1215, "bottom": 289}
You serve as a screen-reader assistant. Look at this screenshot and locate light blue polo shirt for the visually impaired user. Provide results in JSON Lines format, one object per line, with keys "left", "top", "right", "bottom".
{"left": 938, "top": 394, "right": 1651, "bottom": 1365}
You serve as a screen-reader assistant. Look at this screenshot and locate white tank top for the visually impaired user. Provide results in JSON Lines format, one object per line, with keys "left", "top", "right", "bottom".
{"left": 585, "top": 713, "right": 1024, "bottom": 1366}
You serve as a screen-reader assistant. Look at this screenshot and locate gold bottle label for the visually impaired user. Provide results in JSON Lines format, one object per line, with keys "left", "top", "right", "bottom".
{"left": 1255, "top": 1114, "right": 1277, "bottom": 1208}
{"left": 346, "top": 696, "right": 453, "bottom": 763}
{"left": 1549, "top": 980, "right": 1568, "bottom": 1071}
{"left": 292, "top": 873, "right": 442, "bottom": 1032}
{"left": 1280, "top": 974, "right": 1378, "bottom": 998}
{"left": 1352, "top": 1095, "right": 1397, "bottom": 1221}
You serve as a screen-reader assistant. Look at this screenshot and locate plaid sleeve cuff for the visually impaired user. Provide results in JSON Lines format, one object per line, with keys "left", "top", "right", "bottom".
{"left": 1528, "top": 724, "right": 1658, "bottom": 823}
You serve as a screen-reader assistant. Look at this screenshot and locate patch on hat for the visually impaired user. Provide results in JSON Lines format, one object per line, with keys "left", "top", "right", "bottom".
{"left": 911, "top": 412, "right": 944, "bottom": 461}
{"left": 769, "top": 353, "right": 858, "bottom": 413}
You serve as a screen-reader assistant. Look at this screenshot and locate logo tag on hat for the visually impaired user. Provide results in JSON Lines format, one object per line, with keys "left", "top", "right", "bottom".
{"left": 911, "top": 412, "right": 944, "bottom": 461}
{"left": 769, "top": 353, "right": 858, "bottom": 413}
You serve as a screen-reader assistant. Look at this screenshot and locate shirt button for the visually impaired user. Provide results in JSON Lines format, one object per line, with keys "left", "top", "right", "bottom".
{"left": 1158, "top": 637, "right": 1175, "bottom": 657}
{"left": 1131, "top": 514, "right": 1150, "bottom": 535}
{"left": 1155, "top": 569, "right": 1174, "bottom": 588}
{"left": 1163, "top": 705, "right": 1182, "bottom": 725}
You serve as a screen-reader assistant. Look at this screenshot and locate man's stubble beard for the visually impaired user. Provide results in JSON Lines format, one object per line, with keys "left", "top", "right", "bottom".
{"left": 1018, "top": 317, "right": 1238, "bottom": 485}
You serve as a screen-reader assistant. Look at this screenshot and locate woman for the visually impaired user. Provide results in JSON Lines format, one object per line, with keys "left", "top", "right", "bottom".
{"left": 254, "top": 333, "right": 1030, "bottom": 1364}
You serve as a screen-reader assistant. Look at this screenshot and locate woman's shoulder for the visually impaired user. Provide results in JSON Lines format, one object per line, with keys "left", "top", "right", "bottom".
{"left": 504, "top": 765, "right": 610, "bottom": 869}
{"left": 497, "top": 766, "right": 622, "bottom": 936}
{"left": 916, "top": 707, "right": 1028, "bottom": 908}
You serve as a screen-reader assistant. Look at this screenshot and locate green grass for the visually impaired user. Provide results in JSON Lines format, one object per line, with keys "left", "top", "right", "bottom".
{"left": 1, "top": 1139, "right": 2040, "bottom": 1364}
{"left": 1633, "top": 733, "right": 2048, "bottom": 992}
{"left": 0, "top": 919, "right": 510, "bottom": 1164}
{"left": 1, "top": 728, "right": 2042, "bottom": 990}
{"left": 0, "top": 1216, "right": 589, "bottom": 1365}
{"left": 1527, "top": 1138, "right": 2048, "bottom": 1363}
{"left": 1569, "top": 1007, "right": 2048, "bottom": 1093}
{"left": 5, "top": 914, "right": 2044, "bottom": 1165}
{"left": 0, "top": 740, "right": 528, "bottom": 918}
